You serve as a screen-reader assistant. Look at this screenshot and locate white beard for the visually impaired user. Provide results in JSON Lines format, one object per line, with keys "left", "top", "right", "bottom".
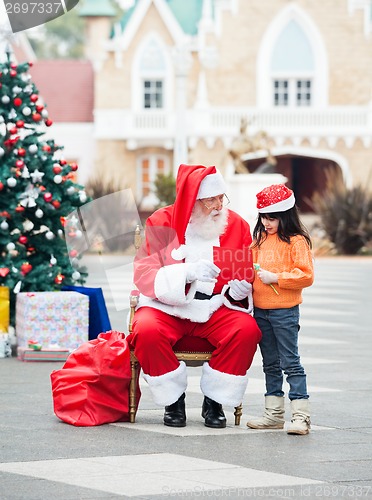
{"left": 188, "top": 205, "right": 229, "bottom": 240}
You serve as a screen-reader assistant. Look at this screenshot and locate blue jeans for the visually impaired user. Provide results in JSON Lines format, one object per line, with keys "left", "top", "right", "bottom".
{"left": 254, "top": 306, "right": 309, "bottom": 400}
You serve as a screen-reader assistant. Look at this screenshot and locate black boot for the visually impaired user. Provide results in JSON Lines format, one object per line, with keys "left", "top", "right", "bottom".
{"left": 164, "top": 393, "right": 186, "bottom": 427}
{"left": 202, "top": 396, "right": 227, "bottom": 428}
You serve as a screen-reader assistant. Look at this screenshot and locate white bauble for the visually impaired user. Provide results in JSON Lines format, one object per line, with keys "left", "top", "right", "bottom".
{"left": 0, "top": 147, "right": 4, "bottom": 157}
{"left": 23, "top": 220, "right": 34, "bottom": 231}
{"left": 72, "top": 271, "right": 81, "bottom": 281}
{"left": 41, "top": 109, "right": 48, "bottom": 118}
{"left": 6, "top": 242, "right": 16, "bottom": 251}
{"left": 45, "top": 231, "right": 55, "bottom": 240}
{"left": 66, "top": 186, "right": 75, "bottom": 195}
{"left": 12, "top": 86, "right": 22, "bottom": 94}
{"left": 79, "top": 191, "right": 87, "bottom": 203}
{"left": 53, "top": 175, "right": 63, "bottom": 184}
{"left": 75, "top": 230, "right": 83, "bottom": 238}
{"left": 28, "top": 144, "right": 38, "bottom": 154}
{"left": 7, "top": 177, "right": 17, "bottom": 188}
{"left": 35, "top": 208, "right": 44, "bottom": 218}
{"left": 50, "top": 256, "right": 57, "bottom": 265}
{"left": 1, "top": 95, "right": 10, "bottom": 104}
{"left": 22, "top": 106, "right": 31, "bottom": 116}
{"left": 1, "top": 220, "right": 9, "bottom": 230}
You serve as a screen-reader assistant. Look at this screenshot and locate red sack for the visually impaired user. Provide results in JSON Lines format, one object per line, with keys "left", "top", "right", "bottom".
{"left": 50, "top": 331, "right": 140, "bottom": 426}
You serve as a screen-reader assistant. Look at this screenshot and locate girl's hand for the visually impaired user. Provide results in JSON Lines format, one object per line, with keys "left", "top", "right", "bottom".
{"left": 258, "top": 269, "right": 278, "bottom": 284}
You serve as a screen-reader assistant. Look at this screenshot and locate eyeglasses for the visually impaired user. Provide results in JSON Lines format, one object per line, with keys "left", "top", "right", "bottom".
{"left": 199, "top": 194, "right": 230, "bottom": 210}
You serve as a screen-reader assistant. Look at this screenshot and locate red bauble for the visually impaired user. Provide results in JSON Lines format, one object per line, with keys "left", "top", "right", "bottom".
{"left": 15, "top": 160, "right": 24, "bottom": 168}
{"left": 60, "top": 159, "right": 67, "bottom": 165}
{"left": 30, "top": 94, "right": 38, "bottom": 102}
{"left": 10, "top": 63, "right": 17, "bottom": 69}
{"left": 28, "top": 62, "right": 33, "bottom": 67}
{"left": 9, "top": 69, "right": 17, "bottom": 77}
{"left": 0, "top": 267, "right": 10, "bottom": 278}
{"left": 36, "top": 104, "right": 44, "bottom": 112}
{"left": 17, "top": 148, "right": 26, "bottom": 157}
{"left": 54, "top": 274, "right": 64, "bottom": 284}
{"left": 69, "top": 249, "right": 78, "bottom": 258}
{"left": 70, "top": 163, "right": 78, "bottom": 171}
{"left": 16, "top": 120, "right": 25, "bottom": 128}
{"left": 32, "top": 113, "right": 42, "bottom": 122}
{"left": 9, "top": 127, "right": 17, "bottom": 135}
{"left": 43, "top": 192, "right": 53, "bottom": 202}
{"left": 21, "top": 262, "right": 32, "bottom": 275}
{"left": 0, "top": 182, "right": 4, "bottom": 191}
{"left": 19, "top": 235, "right": 28, "bottom": 245}
{"left": 15, "top": 206, "right": 25, "bottom": 213}
{"left": 52, "top": 165, "right": 62, "bottom": 174}
{"left": 42, "top": 144, "right": 51, "bottom": 152}
{"left": 52, "top": 200, "right": 61, "bottom": 209}
{"left": 13, "top": 97, "right": 22, "bottom": 106}
{"left": 45, "top": 119, "right": 53, "bottom": 127}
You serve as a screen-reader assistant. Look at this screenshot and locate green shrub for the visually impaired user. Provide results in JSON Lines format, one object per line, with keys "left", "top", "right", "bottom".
{"left": 311, "top": 169, "right": 372, "bottom": 255}
{"left": 154, "top": 173, "right": 176, "bottom": 208}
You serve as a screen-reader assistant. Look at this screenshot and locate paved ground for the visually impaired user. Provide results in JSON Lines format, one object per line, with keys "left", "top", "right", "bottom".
{"left": 1, "top": 255, "right": 372, "bottom": 499}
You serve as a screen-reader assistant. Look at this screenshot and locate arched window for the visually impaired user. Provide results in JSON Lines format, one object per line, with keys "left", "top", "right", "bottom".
{"left": 271, "top": 20, "right": 314, "bottom": 107}
{"left": 257, "top": 5, "right": 328, "bottom": 108}
{"left": 132, "top": 35, "right": 172, "bottom": 111}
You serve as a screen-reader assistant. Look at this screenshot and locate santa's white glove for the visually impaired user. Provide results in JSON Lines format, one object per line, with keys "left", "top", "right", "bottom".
{"left": 228, "top": 279, "right": 252, "bottom": 301}
{"left": 258, "top": 269, "right": 278, "bottom": 285}
{"left": 186, "top": 259, "right": 220, "bottom": 283}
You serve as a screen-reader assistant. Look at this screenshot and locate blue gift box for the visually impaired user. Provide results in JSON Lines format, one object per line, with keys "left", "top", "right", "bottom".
{"left": 62, "top": 286, "right": 111, "bottom": 340}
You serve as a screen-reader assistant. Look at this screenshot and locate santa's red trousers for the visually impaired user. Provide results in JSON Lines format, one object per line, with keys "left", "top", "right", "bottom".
{"left": 130, "top": 306, "right": 262, "bottom": 377}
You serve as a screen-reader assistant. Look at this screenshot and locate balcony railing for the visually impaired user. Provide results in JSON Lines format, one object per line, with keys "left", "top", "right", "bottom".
{"left": 94, "top": 106, "right": 372, "bottom": 140}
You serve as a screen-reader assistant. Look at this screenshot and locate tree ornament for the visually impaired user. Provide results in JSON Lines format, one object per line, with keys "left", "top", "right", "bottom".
{"left": 15, "top": 159, "right": 24, "bottom": 168}
{"left": 75, "top": 230, "right": 83, "bottom": 238}
{"left": 17, "top": 148, "right": 26, "bottom": 156}
{"left": 22, "top": 106, "right": 31, "bottom": 116}
{"left": 12, "top": 86, "right": 22, "bottom": 94}
{"left": 30, "top": 169, "right": 45, "bottom": 183}
{"left": 35, "top": 208, "right": 44, "bottom": 218}
{"left": 69, "top": 249, "right": 78, "bottom": 258}
{"left": 32, "top": 113, "right": 42, "bottom": 122}
{"left": 54, "top": 273, "right": 64, "bottom": 284}
{"left": 52, "top": 200, "right": 61, "bottom": 209}
{"left": 79, "top": 191, "right": 87, "bottom": 203}
{"left": 41, "top": 109, "right": 49, "bottom": 118}
{"left": 15, "top": 205, "right": 25, "bottom": 213}
{"left": 13, "top": 97, "right": 22, "bottom": 106}
{"left": 72, "top": 271, "right": 81, "bottom": 281}
{"left": 19, "top": 235, "right": 28, "bottom": 245}
{"left": 53, "top": 174, "right": 63, "bottom": 184}
{"left": 70, "top": 163, "right": 78, "bottom": 171}
{"left": 7, "top": 177, "right": 17, "bottom": 188}
{"left": 28, "top": 144, "right": 38, "bottom": 154}
{"left": 45, "top": 231, "right": 55, "bottom": 240}
{"left": 1, "top": 95, "right": 10, "bottom": 104}
{"left": 9, "top": 126, "right": 18, "bottom": 135}
{"left": 16, "top": 120, "right": 25, "bottom": 128}
{"left": 0, "top": 220, "right": 9, "bottom": 230}
{"left": 66, "top": 186, "right": 75, "bottom": 195}
{"left": 9, "top": 69, "right": 17, "bottom": 77}
{"left": 0, "top": 182, "right": 4, "bottom": 191}
{"left": 50, "top": 255, "right": 57, "bottom": 265}
{"left": 30, "top": 94, "right": 38, "bottom": 102}
{"left": 0, "top": 267, "right": 10, "bottom": 277}
{"left": 43, "top": 192, "right": 53, "bottom": 202}
{"left": 53, "top": 164, "right": 62, "bottom": 174}
{"left": 45, "top": 119, "right": 53, "bottom": 127}
{"left": 23, "top": 220, "right": 34, "bottom": 231}
{"left": 21, "top": 262, "right": 32, "bottom": 275}
{"left": 0, "top": 147, "right": 5, "bottom": 157}
{"left": 6, "top": 242, "right": 16, "bottom": 251}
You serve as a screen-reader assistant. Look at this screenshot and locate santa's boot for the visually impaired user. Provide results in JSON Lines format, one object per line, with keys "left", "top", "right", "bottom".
{"left": 246, "top": 396, "right": 285, "bottom": 429}
{"left": 287, "top": 399, "right": 311, "bottom": 435}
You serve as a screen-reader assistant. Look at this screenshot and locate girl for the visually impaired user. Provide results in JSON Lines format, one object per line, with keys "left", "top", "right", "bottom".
{"left": 247, "top": 184, "right": 314, "bottom": 435}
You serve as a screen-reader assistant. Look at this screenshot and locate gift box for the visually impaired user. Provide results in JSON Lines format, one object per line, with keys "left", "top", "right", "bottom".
{"left": 0, "top": 286, "right": 10, "bottom": 333}
{"left": 16, "top": 291, "right": 89, "bottom": 351}
{"left": 17, "top": 347, "right": 70, "bottom": 362}
{"left": 62, "top": 286, "right": 111, "bottom": 340}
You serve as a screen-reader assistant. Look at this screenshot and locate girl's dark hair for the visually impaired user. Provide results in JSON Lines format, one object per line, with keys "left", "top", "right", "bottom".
{"left": 252, "top": 206, "right": 312, "bottom": 249}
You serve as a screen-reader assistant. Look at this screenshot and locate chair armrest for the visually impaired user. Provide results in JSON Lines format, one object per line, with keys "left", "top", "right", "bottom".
{"left": 128, "top": 290, "right": 140, "bottom": 334}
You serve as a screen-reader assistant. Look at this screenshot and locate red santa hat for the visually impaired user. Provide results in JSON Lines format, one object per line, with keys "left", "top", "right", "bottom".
{"left": 256, "top": 184, "right": 295, "bottom": 213}
{"left": 172, "top": 165, "right": 225, "bottom": 244}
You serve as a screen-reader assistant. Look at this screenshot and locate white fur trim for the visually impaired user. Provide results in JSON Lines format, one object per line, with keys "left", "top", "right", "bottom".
{"left": 142, "top": 361, "right": 187, "bottom": 406}
{"left": 197, "top": 170, "right": 227, "bottom": 199}
{"left": 221, "top": 284, "right": 253, "bottom": 315}
{"left": 154, "top": 264, "right": 195, "bottom": 306}
{"left": 200, "top": 362, "right": 248, "bottom": 407}
{"left": 258, "top": 193, "right": 295, "bottom": 213}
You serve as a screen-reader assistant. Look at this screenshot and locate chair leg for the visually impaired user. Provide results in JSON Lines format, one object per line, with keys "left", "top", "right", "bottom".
{"left": 129, "top": 357, "right": 139, "bottom": 423}
{"left": 234, "top": 404, "right": 242, "bottom": 425}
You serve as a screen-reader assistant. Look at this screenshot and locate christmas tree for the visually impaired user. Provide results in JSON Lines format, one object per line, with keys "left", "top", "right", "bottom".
{"left": 0, "top": 51, "right": 89, "bottom": 323}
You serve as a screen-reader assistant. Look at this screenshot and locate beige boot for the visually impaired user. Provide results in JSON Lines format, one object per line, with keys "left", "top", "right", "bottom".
{"left": 246, "top": 396, "right": 285, "bottom": 429}
{"left": 287, "top": 399, "right": 311, "bottom": 435}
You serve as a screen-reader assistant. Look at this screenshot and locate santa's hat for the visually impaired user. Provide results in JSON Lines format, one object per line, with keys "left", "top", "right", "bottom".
{"left": 196, "top": 169, "right": 227, "bottom": 199}
{"left": 256, "top": 184, "right": 295, "bottom": 213}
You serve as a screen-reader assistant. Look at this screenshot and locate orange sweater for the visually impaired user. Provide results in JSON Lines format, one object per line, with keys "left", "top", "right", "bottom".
{"left": 251, "top": 234, "right": 314, "bottom": 309}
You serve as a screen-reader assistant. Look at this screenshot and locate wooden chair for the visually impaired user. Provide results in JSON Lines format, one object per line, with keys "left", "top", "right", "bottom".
{"left": 127, "top": 225, "right": 243, "bottom": 425}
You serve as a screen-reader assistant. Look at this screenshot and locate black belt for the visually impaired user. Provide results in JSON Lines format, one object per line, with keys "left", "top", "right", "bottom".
{"left": 195, "top": 292, "right": 213, "bottom": 300}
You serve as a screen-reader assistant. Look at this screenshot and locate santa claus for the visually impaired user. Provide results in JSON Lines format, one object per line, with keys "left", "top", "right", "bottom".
{"left": 128, "top": 164, "right": 261, "bottom": 428}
